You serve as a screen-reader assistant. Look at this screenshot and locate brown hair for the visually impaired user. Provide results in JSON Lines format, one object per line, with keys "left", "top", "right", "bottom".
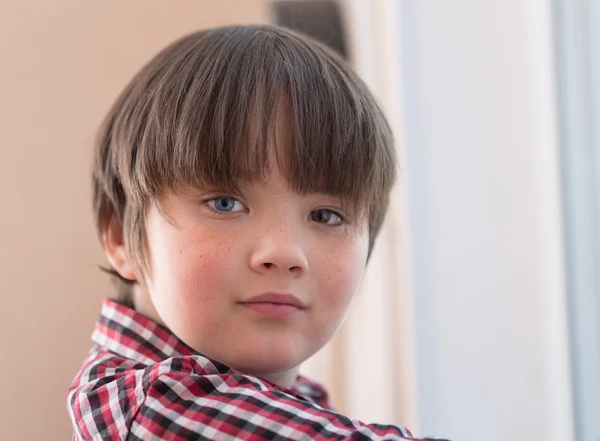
{"left": 93, "top": 24, "right": 396, "bottom": 306}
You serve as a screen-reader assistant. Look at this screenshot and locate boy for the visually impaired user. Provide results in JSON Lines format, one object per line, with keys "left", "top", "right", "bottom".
{"left": 67, "top": 24, "right": 449, "bottom": 440}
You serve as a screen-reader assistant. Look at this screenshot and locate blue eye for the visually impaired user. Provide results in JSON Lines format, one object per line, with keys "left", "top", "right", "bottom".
{"left": 309, "top": 209, "right": 344, "bottom": 226}
{"left": 206, "top": 197, "right": 246, "bottom": 213}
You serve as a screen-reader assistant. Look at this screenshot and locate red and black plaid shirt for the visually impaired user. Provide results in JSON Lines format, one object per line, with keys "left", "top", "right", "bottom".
{"left": 67, "top": 299, "right": 447, "bottom": 440}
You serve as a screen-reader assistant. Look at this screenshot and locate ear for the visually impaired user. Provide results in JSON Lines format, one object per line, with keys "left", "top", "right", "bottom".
{"left": 102, "top": 217, "right": 138, "bottom": 281}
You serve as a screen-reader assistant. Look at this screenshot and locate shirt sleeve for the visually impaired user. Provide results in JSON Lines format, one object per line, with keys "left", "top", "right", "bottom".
{"left": 69, "top": 356, "right": 442, "bottom": 441}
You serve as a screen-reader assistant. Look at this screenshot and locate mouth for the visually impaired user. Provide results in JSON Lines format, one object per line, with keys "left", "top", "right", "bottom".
{"left": 238, "top": 292, "right": 306, "bottom": 319}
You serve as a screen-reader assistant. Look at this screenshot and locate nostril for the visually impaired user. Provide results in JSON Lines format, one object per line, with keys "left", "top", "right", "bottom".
{"left": 264, "top": 263, "right": 274, "bottom": 269}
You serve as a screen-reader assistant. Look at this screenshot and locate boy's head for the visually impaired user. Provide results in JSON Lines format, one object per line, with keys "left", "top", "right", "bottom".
{"left": 95, "top": 25, "right": 396, "bottom": 387}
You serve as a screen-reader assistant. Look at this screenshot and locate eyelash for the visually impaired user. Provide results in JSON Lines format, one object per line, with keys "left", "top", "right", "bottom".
{"left": 203, "top": 197, "right": 347, "bottom": 228}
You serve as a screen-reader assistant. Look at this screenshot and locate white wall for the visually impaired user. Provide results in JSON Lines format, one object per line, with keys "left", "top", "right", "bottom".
{"left": 398, "top": 1, "right": 574, "bottom": 441}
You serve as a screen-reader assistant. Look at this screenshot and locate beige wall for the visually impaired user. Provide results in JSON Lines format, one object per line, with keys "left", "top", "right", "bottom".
{"left": 0, "top": 2, "right": 269, "bottom": 439}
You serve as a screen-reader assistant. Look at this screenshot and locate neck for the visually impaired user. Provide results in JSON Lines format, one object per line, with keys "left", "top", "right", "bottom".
{"left": 253, "top": 366, "right": 301, "bottom": 390}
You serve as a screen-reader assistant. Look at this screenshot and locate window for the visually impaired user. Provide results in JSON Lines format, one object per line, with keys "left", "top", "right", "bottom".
{"left": 554, "top": 1, "right": 600, "bottom": 440}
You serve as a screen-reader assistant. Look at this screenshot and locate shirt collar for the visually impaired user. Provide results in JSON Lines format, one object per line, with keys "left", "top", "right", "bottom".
{"left": 92, "top": 298, "right": 199, "bottom": 365}
{"left": 91, "top": 298, "right": 329, "bottom": 404}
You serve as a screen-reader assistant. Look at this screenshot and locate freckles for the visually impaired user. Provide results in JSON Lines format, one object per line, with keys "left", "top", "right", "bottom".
{"left": 327, "top": 253, "right": 364, "bottom": 295}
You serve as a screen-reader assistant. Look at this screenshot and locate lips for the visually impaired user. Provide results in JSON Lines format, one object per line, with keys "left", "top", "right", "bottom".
{"left": 238, "top": 292, "right": 306, "bottom": 319}
{"left": 239, "top": 293, "right": 306, "bottom": 309}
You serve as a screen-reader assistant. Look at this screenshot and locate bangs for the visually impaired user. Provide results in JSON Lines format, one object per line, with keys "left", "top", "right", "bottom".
{"left": 106, "top": 25, "right": 395, "bottom": 223}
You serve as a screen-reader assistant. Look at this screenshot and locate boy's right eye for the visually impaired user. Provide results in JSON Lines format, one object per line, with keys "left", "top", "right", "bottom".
{"left": 204, "top": 197, "right": 247, "bottom": 214}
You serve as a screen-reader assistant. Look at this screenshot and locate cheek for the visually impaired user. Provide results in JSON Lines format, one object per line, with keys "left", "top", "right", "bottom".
{"left": 149, "top": 227, "right": 237, "bottom": 306}
{"left": 315, "top": 236, "right": 368, "bottom": 313}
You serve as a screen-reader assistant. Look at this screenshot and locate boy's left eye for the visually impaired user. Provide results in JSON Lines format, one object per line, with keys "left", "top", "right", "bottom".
{"left": 309, "top": 209, "right": 344, "bottom": 226}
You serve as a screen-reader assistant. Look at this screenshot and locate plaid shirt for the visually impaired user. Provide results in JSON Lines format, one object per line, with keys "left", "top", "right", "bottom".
{"left": 67, "top": 299, "right": 447, "bottom": 440}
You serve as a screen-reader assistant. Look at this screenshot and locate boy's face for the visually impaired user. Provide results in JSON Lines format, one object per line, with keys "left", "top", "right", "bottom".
{"left": 109, "top": 109, "right": 370, "bottom": 388}
{"left": 136, "top": 163, "right": 369, "bottom": 387}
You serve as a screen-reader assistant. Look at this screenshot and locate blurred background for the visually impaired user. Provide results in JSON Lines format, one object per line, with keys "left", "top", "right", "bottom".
{"left": 0, "top": 1, "right": 597, "bottom": 440}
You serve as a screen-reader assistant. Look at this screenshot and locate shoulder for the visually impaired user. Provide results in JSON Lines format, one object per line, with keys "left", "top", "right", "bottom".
{"left": 130, "top": 370, "right": 420, "bottom": 440}
{"left": 67, "top": 351, "right": 437, "bottom": 440}
{"left": 66, "top": 348, "right": 227, "bottom": 440}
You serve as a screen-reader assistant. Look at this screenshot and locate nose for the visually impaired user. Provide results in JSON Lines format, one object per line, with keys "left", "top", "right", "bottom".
{"left": 249, "top": 227, "right": 309, "bottom": 277}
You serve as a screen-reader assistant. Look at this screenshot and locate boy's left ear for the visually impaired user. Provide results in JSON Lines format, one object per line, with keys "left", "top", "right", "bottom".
{"left": 102, "top": 217, "right": 138, "bottom": 282}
